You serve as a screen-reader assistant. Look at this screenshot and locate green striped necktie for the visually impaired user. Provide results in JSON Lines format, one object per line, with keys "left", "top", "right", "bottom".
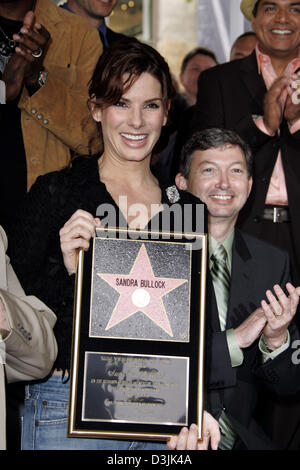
{"left": 210, "top": 244, "right": 230, "bottom": 331}
{"left": 210, "top": 244, "right": 237, "bottom": 449}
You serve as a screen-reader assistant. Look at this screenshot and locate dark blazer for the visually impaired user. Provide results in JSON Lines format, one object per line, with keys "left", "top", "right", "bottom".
{"left": 106, "top": 27, "right": 127, "bottom": 45}
{"left": 205, "top": 228, "right": 300, "bottom": 449}
{"left": 99, "top": 27, "right": 127, "bottom": 48}
{"left": 190, "top": 51, "right": 300, "bottom": 283}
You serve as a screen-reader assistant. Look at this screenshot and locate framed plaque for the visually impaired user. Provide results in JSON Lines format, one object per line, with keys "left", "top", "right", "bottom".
{"left": 68, "top": 227, "right": 207, "bottom": 441}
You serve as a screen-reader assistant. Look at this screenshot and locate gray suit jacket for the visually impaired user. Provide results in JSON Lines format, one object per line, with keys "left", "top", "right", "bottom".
{"left": 0, "top": 226, "right": 57, "bottom": 449}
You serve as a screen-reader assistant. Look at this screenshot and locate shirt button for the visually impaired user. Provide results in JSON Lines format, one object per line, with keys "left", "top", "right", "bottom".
{"left": 43, "top": 119, "right": 49, "bottom": 125}
{"left": 31, "top": 108, "right": 37, "bottom": 114}
{"left": 37, "top": 113, "right": 43, "bottom": 120}
{"left": 254, "top": 216, "right": 260, "bottom": 223}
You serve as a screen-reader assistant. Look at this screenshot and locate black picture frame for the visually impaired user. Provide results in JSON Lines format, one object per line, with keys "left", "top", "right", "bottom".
{"left": 68, "top": 227, "right": 207, "bottom": 441}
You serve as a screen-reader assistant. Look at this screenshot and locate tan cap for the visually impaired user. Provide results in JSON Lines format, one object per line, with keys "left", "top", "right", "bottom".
{"left": 240, "top": 0, "right": 259, "bottom": 21}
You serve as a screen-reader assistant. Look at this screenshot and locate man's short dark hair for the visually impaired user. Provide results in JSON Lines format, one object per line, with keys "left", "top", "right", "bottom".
{"left": 180, "top": 47, "right": 218, "bottom": 74}
{"left": 179, "top": 128, "right": 253, "bottom": 178}
{"left": 234, "top": 31, "right": 256, "bottom": 42}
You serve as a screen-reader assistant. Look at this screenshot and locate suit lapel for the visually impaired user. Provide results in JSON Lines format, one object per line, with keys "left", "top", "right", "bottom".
{"left": 226, "top": 229, "right": 255, "bottom": 329}
{"left": 239, "top": 52, "right": 266, "bottom": 113}
{"left": 208, "top": 229, "right": 258, "bottom": 332}
{"left": 206, "top": 271, "right": 221, "bottom": 331}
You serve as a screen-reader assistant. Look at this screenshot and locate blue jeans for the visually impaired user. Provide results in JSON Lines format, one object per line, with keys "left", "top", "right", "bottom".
{"left": 21, "top": 374, "right": 166, "bottom": 450}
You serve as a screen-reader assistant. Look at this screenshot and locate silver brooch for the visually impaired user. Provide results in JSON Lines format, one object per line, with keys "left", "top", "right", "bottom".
{"left": 166, "top": 185, "right": 180, "bottom": 204}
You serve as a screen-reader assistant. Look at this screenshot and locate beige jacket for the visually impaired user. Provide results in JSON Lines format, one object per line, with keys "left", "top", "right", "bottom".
{"left": 18, "top": 0, "right": 102, "bottom": 189}
{"left": 0, "top": 226, "right": 57, "bottom": 450}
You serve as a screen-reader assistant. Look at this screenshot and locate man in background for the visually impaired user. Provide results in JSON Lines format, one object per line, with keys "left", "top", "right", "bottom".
{"left": 0, "top": 0, "right": 101, "bottom": 233}
{"left": 191, "top": 0, "right": 300, "bottom": 319}
{"left": 165, "top": 47, "right": 218, "bottom": 182}
{"left": 190, "top": 1, "right": 300, "bottom": 447}
{"left": 230, "top": 31, "right": 257, "bottom": 61}
{"left": 176, "top": 128, "right": 300, "bottom": 449}
{"left": 179, "top": 47, "right": 217, "bottom": 107}
{"left": 61, "top": 0, "right": 126, "bottom": 47}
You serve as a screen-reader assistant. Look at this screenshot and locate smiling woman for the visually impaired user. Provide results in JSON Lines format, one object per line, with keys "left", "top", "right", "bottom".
{"left": 90, "top": 73, "right": 167, "bottom": 166}
{"left": 8, "top": 38, "right": 211, "bottom": 451}
{"left": 85, "top": 38, "right": 174, "bottom": 228}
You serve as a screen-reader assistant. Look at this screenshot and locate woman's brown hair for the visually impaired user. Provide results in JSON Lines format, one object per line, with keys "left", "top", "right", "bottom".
{"left": 89, "top": 37, "right": 175, "bottom": 111}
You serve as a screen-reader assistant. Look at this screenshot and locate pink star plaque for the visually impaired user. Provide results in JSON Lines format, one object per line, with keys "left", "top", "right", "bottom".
{"left": 97, "top": 244, "right": 187, "bottom": 337}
